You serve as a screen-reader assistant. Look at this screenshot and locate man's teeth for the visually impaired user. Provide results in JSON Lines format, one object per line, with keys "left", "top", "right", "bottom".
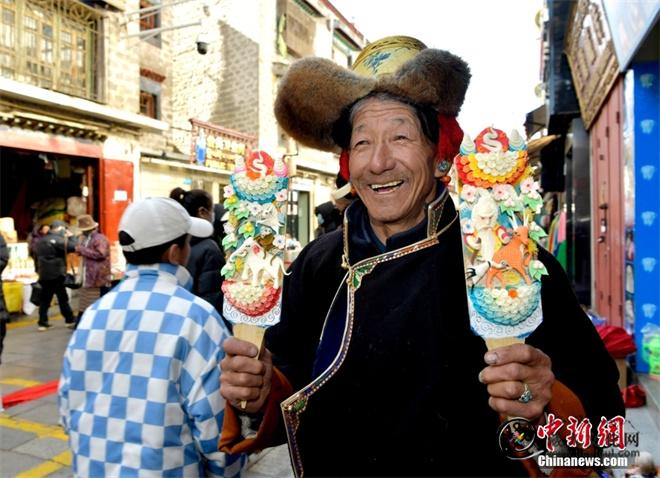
{"left": 370, "top": 180, "right": 403, "bottom": 191}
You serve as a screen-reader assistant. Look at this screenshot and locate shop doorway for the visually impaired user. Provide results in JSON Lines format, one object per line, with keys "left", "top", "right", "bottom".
{"left": 0, "top": 147, "right": 99, "bottom": 239}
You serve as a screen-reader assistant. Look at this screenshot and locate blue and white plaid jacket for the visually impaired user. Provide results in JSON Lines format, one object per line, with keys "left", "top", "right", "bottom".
{"left": 58, "top": 263, "right": 245, "bottom": 477}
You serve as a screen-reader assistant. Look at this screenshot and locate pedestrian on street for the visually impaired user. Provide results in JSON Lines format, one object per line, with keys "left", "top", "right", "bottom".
{"left": 28, "top": 223, "right": 49, "bottom": 273}
{"left": 0, "top": 233, "right": 10, "bottom": 364}
{"left": 73, "top": 214, "right": 111, "bottom": 327}
{"left": 33, "top": 220, "right": 76, "bottom": 330}
{"left": 170, "top": 188, "right": 227, "bottom": 322}
{"left": 313, "top": 201, "right": 343, "bottom": 238}
{"left": 218, "top": 36, "right": 624, "bottom": 476}
{"left": 58, "top": 197, "right": 245, "bottom": 477}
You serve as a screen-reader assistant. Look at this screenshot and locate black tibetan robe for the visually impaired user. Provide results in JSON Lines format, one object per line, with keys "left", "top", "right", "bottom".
{"left": 264, "top": 187, "right": 624, "bottom": 477}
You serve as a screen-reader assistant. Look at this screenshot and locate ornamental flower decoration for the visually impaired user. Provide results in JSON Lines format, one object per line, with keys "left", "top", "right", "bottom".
{"left": 234, "top": 202, "right": 250, "bottom": 220}
{"left": 224, "top": 194, "right": 239, "bottom": 210}
{"left": 222, "top": 233, "right": 238, "bottom": 250}
{"left": 461, "top": 219, "right": 475, "bottom": 234}
{"left": 460, "top": 184, "right": 477, "bottom": 203}
{"left": 500, "top": 194, "right": 523, "bottom": 215}
{"left": 492, "top": 184, "right": 510, "bottom": 201}
{"left": 520, "top": 177, "right": 539, "bottom": 194}
{"left": 248, "top": 202, "right": 262, "bottom": 217}
{"left": 529, "top": 260, "right": 549, "bottom": 281}
{"left": 224, "top": 222, "right": 236, "bottom": 234}
{"left": 273, "top": 235, "right": 286, "bottom": 249}
{"left": 455, "top": 128, "right": 528, "bottom": 188}
{"left": 224, "top": 184, "right": 235, "bottom": 198}
{"left": 275, "top": 190, "right": 288, "bottom": 202}
{"left": 523, "top": 191, "right": 543, "bottom": 214}
{"left": 238, "top": 222, "right": 256, "bottom": 238}
{"left": 528, "top": 221, "right": 548, "bottom": 243}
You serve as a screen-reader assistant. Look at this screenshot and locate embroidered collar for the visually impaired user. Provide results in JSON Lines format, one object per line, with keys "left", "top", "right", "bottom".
{"left": 343, "top": 181, "right": 452, "bottom": 265}
{"left": 124, "top": 263, "right": 193, "bottom": 291}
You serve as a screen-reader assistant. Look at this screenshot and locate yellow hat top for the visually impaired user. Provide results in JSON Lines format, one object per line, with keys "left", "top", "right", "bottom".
{"left": 351, "top": 36, "right": 427, "bottom": 78}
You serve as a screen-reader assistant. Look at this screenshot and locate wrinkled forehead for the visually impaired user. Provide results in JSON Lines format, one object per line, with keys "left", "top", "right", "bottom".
{"left": 349, "top": 97, "right": 420, "bottom": 133}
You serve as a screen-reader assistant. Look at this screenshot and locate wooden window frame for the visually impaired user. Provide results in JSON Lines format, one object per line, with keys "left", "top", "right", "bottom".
{"left": 0, "top": 0, "right": 100, "bottom": 101}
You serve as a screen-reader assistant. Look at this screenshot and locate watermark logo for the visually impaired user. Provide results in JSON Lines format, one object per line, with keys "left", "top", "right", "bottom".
{"left": 498, "top": 417, "right": 538, "bottom": 456}
{"left": 497, "top": 415, "right": 639, "bottom": 469}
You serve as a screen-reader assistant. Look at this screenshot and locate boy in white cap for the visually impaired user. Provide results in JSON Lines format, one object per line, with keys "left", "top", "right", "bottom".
{"left": 58, "top": 197, "right": 245, "bottom": 477}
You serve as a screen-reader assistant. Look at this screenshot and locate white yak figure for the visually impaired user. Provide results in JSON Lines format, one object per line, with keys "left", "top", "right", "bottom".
{"left": 229, "top": 237, "right": 287, "bottom": 289}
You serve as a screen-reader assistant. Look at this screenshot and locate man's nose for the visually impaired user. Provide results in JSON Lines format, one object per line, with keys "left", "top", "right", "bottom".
{"left": 369, "top": 142, "right": 395, "bottom": 174}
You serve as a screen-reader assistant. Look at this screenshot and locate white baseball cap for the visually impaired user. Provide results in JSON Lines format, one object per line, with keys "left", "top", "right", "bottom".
{"left": 119, "top": 197, "right": 213, "bottom": 252}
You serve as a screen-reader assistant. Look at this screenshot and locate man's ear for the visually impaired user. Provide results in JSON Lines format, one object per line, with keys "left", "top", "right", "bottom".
{"left": 162, "top": 243, "right": 181, "bottom": 265}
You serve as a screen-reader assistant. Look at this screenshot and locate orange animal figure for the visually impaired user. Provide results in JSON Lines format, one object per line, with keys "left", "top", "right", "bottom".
{"left": 485, "top": 225, "right": 532, "bottom": 288}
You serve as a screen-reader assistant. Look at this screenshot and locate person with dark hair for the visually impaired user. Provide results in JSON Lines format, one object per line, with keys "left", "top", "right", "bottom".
{"left": 33, "top": 220, "right": 77, "bottom": 330}
{"left": 58, "top": 197, "right": 245, "bottom": 477}
{"left": 313, "top": 201, "right": 343, "bottom": 237}
{"left": 218, "top": 36, "right": 623, "bottom": 476}
{"left": 28, "top": 223, "right": 49, "bottom": 272}
{"left": 170, "top": 188, "right": 226, "bottom": 316}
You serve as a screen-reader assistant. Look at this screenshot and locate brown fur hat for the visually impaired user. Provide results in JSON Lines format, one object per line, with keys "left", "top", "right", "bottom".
{"left": 274, "top": 36, "right": 471, "bottom": 152}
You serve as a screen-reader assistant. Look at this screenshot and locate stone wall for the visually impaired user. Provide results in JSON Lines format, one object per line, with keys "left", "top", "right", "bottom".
{"left": 101, "top": 0, "right": 140, "bottom": 114}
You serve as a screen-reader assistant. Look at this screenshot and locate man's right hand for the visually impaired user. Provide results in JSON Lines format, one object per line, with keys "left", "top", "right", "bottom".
{"left": 220, "top": 337, "right": 273, "bottom": 414}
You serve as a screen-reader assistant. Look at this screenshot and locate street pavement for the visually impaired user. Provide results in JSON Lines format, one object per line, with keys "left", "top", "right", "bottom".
{"left": 1, "top": 308, "right": 658, "bottom": 477}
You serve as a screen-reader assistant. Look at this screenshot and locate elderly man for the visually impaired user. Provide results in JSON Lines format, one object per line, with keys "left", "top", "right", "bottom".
{"left": 219, "top": 37, "right": 623, "bottom": 476}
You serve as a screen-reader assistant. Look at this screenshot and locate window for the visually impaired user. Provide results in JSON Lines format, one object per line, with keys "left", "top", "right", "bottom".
{"left": 139, "top": 0, "right": 161, "bottom": 46}
{"left": 139, "top": 90, "right": 157, "bottom": 118}
{"left": 139, "top": 71, "right": 163, "bottom": 119}
{"left": 0, "top": 0, "right": 99, "bottom": 100}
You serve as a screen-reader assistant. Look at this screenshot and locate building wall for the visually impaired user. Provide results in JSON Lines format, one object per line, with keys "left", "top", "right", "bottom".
{"left": 102, "top": 0, "right": 141, "bottom": 115}
{"left": 166, "top": 0, "right": 272, "bottom": 155}
{"left": 133, "top": 0, "right": 365, "bottom": 243}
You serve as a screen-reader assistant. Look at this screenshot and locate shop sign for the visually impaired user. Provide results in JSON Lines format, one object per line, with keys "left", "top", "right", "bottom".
{"left": 189, "top": 119, "right": 256, "bottom": 171}
{"left": 565, "top": 0, "right": 620, "bottom": 129}
{"left": 602, "top": 0, "right": 660, "bottom": 71}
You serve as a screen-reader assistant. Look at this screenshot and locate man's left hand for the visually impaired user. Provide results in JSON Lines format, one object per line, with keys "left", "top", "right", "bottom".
{"left": 478, "top": 343, "right": 554, "bottom": 420}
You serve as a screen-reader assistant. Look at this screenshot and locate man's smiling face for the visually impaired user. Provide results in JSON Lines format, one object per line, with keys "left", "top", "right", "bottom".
{"left": 349, "top": 97, "right": 437, "bottom": 239}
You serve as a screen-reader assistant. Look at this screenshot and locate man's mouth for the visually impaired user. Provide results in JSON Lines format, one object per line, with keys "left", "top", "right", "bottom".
{"left": 369, "top": 180, "right": 404, "bottom": 193}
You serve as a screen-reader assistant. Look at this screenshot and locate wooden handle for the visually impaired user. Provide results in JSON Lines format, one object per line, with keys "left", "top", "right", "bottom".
{"left": 484, "top": 336, "right": 524, "bottom": 350}
{"left": 233, "top": 323, "right": 266, "bottom": 409}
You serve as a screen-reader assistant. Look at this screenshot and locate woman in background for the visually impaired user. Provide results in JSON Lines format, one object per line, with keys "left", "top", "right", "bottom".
{"left": 169, "top": 188, "right": 227, "bottom": 324}
{"left": 74, "top": 214, "right": 111, "bottom": 328}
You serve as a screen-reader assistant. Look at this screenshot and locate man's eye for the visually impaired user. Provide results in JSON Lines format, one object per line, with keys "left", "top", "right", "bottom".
{"left": 352, "top": 140, "right": 369, "bottom": 148}
{"left": 393, "top": 135, "right": 409, "bottom": 141}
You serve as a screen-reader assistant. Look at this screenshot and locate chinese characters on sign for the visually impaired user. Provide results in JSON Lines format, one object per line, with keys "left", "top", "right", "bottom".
{"left": 189, "top": 118, "right": 256, "bottom": 171}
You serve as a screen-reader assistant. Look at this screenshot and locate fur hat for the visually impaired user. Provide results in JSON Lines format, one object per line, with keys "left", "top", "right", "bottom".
{"left": 274, "top": 35, "right": 471, "bottom": 153}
